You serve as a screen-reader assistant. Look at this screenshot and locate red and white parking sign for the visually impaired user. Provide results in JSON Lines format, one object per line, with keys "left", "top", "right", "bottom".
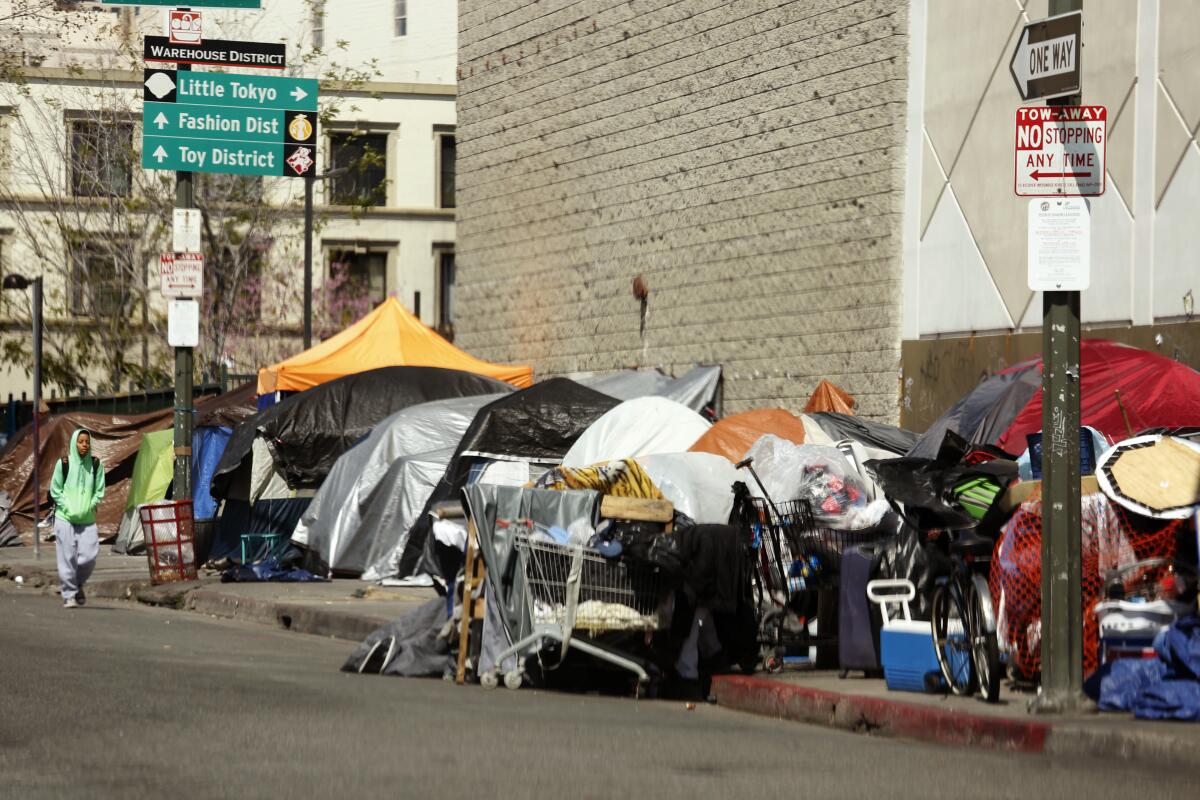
{"left": 1014, "top": 105, "right": 1106, "bottom": 197}
{"left": 160, "top": 252, "right": 204, "bottom": 298}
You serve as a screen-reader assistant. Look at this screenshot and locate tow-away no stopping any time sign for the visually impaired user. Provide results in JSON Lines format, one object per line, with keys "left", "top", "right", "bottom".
{"left": 1014, "top": 105, "right": 1106, "bottom": 197}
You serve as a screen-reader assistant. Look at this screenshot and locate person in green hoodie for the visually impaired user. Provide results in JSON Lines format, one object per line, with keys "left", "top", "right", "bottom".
{"left": 49, "top": 429, "right": 104, "bottom": 608}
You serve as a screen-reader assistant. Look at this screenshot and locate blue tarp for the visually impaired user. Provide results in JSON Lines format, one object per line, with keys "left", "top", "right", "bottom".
{"left": 220, "top": 554, "right": 324, "bottom": 582}
{"left": 1094, "top": 615, "right": 1200, "bottom": 721}
{"left": 192, "top": 425, "right": 232, "bottom": 520}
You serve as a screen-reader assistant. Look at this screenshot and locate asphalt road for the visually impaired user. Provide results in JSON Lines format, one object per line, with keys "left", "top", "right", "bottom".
{"left": 0, "top": 592, "right": 1192, "bottom": 800}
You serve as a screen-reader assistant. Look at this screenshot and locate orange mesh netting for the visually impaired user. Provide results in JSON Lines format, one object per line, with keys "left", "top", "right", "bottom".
{"left": 990, "top": 490, "right": 1183, "bottom": 680}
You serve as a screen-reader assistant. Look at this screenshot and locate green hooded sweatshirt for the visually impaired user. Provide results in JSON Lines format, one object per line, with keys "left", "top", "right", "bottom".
{"left": 48, "top": 429, "right": 105, "bottom": 525}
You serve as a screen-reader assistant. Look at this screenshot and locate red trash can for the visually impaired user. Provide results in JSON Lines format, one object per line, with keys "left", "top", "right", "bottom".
{"left": 138, "top": 499, "right": 198, "bottom": 585}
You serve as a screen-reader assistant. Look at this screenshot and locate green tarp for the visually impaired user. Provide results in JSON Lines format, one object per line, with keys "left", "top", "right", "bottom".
{"left": 125, "top": 429, "right": 174, "bottom": 510}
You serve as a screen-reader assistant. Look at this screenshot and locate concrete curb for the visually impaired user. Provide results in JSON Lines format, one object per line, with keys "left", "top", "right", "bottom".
{"left": 712, "top": 675, "right": 1200, "bottom": 769}
{"left": 711, "top": 675, "right": 1049, "bottom": 753}
{"left": 0, "top": 564, "right": 390, "bottom": 643}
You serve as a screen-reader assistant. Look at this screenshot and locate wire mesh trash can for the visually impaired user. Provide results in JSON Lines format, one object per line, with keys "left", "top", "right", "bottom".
{"left": 138, "top": 499, "right": 197, "bottom": 585}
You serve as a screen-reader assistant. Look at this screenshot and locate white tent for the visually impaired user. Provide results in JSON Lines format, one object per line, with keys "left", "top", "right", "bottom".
{"left": 292, "top": 393, "right": 500, "bottom": 573}
{"left": 562, "top": 396, "right": 712, "bottom": 468}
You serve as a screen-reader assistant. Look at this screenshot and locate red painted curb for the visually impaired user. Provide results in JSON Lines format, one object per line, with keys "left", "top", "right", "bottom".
{"left": 712, "top": 675, "right": 1051, "bottom": 754}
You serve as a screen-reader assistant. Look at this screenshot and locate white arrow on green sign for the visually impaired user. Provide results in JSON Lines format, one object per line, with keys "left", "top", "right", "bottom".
{"left": 143, "top": 68, "right": 317, "bottom": 113}
{"left": 144, "top": 101, "right": 299, "bottom": 144}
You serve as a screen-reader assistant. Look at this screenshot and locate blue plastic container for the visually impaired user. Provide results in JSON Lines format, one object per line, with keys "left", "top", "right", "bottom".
{"left": 880, "top": 621, "right": 944, "bottom": 692}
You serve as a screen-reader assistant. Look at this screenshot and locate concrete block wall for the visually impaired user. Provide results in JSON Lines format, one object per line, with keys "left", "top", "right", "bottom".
{"left": 454, "top": 0, "right": 909, "bottom": 420}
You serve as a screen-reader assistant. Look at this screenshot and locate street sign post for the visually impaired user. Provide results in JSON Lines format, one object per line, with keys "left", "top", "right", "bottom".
{"left": 104, "top": 0, "right": 261, "bottom": 7}
{"left": 1028, "top": 198, "right": 1090, "bottom": 292}
{"left": 160, "top": 253, "right": 204, "bottom": 298}
{"left": 142, "top": 68, "right": 317, "bottom": 178}
{"left": 1014, "top": 105, "right": 1106, "bottom": 196}
{"left": 145, "top": 36, "right": 286, "bottom": 69}
{"left": 1010, "top": 11, "right": 1082, "bottom": 101}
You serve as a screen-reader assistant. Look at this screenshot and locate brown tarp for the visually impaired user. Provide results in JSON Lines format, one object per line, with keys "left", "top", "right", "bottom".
{"left": 804, "top": 379, "right": 856, "bottom": 415}
{"left": 196, "top": 382, "right": 257, "bottom": 428}
{"left": 689, "top": 408, "right": 808, "bottom": 462}
{"left": 0, "top": 409, "right": 172, "bottom": 542}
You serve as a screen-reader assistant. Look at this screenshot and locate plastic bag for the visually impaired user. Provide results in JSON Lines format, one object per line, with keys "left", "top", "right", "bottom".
{"left": 743, "top": 435, "right": 870, "bottom": 526}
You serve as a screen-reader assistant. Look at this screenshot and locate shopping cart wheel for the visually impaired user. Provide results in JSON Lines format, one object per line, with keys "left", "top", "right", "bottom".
{"left": 504, "top": 670, "right": 523, "bottom": 690}
{"left": 480, "top": 671, "right": 499, "bottom": 690}
{"left": 764, "top": 654, "right": 784, "bottom": 674}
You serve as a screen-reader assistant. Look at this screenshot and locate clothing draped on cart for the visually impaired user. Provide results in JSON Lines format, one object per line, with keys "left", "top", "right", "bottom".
{"left": 535, "top": 459, "right": 663, "bottom": 500}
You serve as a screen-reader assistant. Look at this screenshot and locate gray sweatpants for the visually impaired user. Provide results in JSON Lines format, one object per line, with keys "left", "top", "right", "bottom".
{"left": 55, "top": 518, "right": 99, "bottom": 601}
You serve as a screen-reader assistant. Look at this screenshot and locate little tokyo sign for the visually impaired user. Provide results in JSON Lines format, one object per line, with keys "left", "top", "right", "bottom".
{"left": 1014, "top": 105, "right": 1106, "bottom": 197}
{"left": 141, "top": 68, "right": 317, "bottom": 178}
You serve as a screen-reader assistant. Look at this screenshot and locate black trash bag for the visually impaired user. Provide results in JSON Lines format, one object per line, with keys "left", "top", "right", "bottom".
{"left": 611, "top": 520, "right": 686, "bottom": 581}
{"left": 870, "top": 523, "right": 950, "bottom": 621}
{"left": 341, "top": 598, "right": 452, "bottom": 678}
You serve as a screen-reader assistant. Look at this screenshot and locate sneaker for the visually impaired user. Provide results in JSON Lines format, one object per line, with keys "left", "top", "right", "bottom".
{"left": 63, "top": 598, "right": 78, "bottom": 609}
{"left": 75, "top": 590, "right": 86, "bottom": 607}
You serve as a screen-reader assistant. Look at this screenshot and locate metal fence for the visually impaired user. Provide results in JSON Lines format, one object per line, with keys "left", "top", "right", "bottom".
{"left": 2, "top": 369, "right": 239, "bottom": 440}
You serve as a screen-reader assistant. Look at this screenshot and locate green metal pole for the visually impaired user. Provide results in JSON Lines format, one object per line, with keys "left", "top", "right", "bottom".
{"left": 1033, "top": 0, "right": 1087, "bottom": 714}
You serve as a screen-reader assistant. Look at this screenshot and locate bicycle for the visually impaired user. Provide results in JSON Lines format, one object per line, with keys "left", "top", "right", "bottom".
{"left": 929, "top": 529, "right": 1002, "bottom": 702}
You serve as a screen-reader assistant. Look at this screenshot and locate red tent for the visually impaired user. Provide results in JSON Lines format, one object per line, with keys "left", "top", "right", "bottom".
{"left": 910, "top": 340, "right": 1200, "bottom": 457}
{"left": 996, "top": 341, "right": 1200, "bottom": 452}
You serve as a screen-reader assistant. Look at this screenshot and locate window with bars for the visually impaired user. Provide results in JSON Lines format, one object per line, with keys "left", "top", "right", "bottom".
{"left": 435, "top": 245, "right": 455, "bottom": 340}
{"left": 436, "top": 131, "right": 455, "bottom": 209}
{"left": 329, "top": 131, "right": 389, "bottom": 207}
{"left": 312, "top": 0, "right": 325, "bottom": 49}
{"left": 69, "top": 120, "right": 133, "bottom": 198}
{"left": 71, "top": 243, "right": 128, "bottom": 317}
{"left": 394, "top": 0, "right": 407, "bottom": 36}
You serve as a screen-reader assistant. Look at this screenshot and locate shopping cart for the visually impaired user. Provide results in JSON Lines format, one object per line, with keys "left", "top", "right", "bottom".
{"left": 480, "top": 521, "right": 664, "bottom": 691}
{"left": 737, "top": 458, "right": 880, "bottom": 672}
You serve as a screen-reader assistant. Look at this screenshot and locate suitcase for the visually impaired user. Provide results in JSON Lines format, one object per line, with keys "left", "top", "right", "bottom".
{"left": 838, "top": 543, "right": 881, "bottom": 676}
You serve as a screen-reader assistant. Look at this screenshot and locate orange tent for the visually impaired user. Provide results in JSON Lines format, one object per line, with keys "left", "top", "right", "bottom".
{"left": 257, "top": 297, "right": 533, "bottom": 395}
{"left": 804, "top": 379, "right": 855, "bottom": 415}
{"left": 689, "top": 408, "right": 808, "bottom": 462}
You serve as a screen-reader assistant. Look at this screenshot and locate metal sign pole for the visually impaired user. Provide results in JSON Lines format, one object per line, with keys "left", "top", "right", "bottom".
{"left": 1035, "top": 0, "right": 1086, "bottom": 713}
{"left": 173, "top": 59, "right": 194, "bottom": 501}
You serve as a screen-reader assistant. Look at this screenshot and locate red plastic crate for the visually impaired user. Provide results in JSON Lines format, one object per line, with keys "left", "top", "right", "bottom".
{"left": 138, "top": 499, "right": 198, "bottom": 585}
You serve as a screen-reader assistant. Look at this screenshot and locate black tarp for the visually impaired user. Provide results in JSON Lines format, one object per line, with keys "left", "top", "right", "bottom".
{"left": 210, "top": 496, "right": 313, "bottom": 562}
{"left": 809, "top": 412, "right": 920, "bottom": 455}
{"left": 211, "top": 366, "right": 511, "bottom": 497}
{"left": 397, "top": 378, "right": 619, "bottom": 577}
{"left": 195, "top": 382, "right": 258, "bottom": 429}
{"left": 907, "top": 361, "right": 1040, "bottom": 459}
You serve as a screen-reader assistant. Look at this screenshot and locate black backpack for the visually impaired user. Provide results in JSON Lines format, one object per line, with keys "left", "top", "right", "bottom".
{"left": 60, "top": 456, "right": 101, "bottom": 482}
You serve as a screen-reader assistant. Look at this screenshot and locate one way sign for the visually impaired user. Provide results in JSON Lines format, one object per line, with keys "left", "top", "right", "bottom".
{"left": 1009, "top": 11, "right": 1081, "bottom": 102}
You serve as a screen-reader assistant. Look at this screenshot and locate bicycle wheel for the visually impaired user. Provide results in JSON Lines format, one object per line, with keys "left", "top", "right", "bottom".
{"left": 969, "top": 575, "right": 1002, "bottom": 703}
{"left": 931, "top": 580, "right": 976, "bottom": 696}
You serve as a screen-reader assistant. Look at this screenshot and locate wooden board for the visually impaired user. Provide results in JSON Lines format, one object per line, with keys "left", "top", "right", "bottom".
{"left": 599, "top": 496, "right": 673, "bottom": 523}
{"left": 1001, "top": 475, "right": 1100, "bottom": 513}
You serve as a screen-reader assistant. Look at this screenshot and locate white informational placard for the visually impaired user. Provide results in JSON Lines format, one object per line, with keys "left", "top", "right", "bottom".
{"left": 160, "top": 252, "right": 204, "bottom": 298}
{"left": 172, "top": 208, "right": 202, "bottom": 253}
{"left": 167, "top": 299, "right": 200, "bottom": 347}
{"left": 1028, "top": 197, "right": 1090, "bottom": 291}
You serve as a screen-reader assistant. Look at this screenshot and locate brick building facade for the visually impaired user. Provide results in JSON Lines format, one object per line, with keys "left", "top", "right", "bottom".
{"left": 453, "top": 0, "right": 909, "bottom": 421}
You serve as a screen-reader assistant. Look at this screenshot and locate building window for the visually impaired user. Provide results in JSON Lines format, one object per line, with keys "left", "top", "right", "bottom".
{"left": 328, "top": 248, "right": 387, "bottom": 305}
{"left": 69, "top": 120, "right": 133, "bottom": 198}
{"left": 196, "top": 173, "right": 263, "bottom": 205}
{"left": 71, "top": 243, "right": 127, "bottom": 317}
{"left": 434, "top": 244, "right": 455, "bottom": 340}
{"left": 312, "top": 0, "right": 325, "bottom": 49}
{"left": 436, "top": 130, "right": 455, "bottom": 209}
{"left": 394, "top": 0, "right": 407, "bottom": 36}
{"left": 329, "top": 131, "right": 388, "bottom": 207}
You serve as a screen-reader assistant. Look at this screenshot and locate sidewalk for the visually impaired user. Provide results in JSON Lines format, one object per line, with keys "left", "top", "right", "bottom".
{"left": 712, "top": 668, "right": 1200, "bottom": 769}
{"left": 0, "top": 546, "right": 431, "bottom": 642}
